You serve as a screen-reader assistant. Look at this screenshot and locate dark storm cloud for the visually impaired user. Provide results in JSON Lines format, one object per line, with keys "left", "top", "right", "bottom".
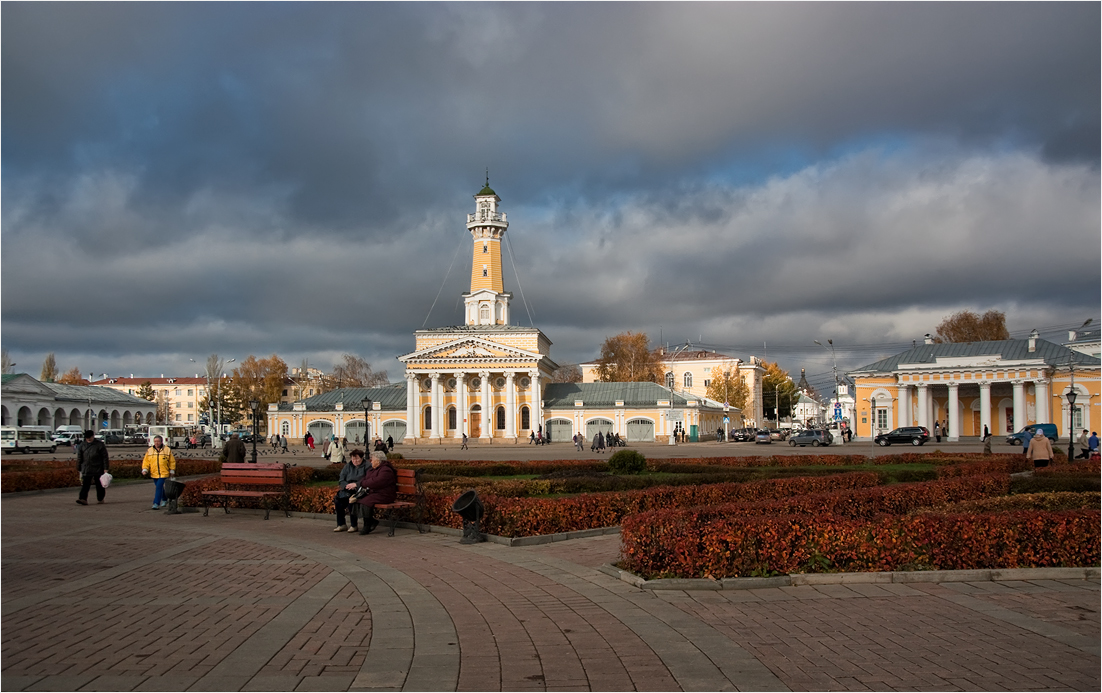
{"left": 2, "top": 2, "right": 1099, "bottom": 377}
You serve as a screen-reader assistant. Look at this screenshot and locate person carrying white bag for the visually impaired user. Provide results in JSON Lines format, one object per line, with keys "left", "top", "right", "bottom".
{"left": 76, "top": 430, "right": 110, "bottom": 505}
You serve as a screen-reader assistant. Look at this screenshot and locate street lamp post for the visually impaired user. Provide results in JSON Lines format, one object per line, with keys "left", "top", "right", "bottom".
{"left": 1066, "top": 389, "right": 1078, "bottom": 460}
{"left": 249, "top": 399, "right": 259, "bottom": 463}
{"left": 362, "top": 398, "right": 373, "bottom": 447}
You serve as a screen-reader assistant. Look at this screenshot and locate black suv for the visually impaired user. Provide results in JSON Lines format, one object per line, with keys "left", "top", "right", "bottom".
{"left": 874, "top": 426, "right": 930, "bottom": 447}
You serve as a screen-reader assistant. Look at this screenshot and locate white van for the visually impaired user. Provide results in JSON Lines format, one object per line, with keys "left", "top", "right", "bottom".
{"left": 1, "top": 426, "right": 58, "bottom": 454}
{"left": 146, "top": 425, "right": 190, "bottom": 448}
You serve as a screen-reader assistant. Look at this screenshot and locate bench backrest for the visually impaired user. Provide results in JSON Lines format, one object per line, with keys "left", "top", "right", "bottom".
{"left": 394, "top": 468, "right": 421, "bottom": 496}
{"left": 220, "top": 462, "right": 287, "bottom": 487}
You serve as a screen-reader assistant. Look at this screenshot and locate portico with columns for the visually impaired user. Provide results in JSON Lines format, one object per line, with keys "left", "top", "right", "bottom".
{"left": 850, "top": 335, "right": 1099, "bottom": 441}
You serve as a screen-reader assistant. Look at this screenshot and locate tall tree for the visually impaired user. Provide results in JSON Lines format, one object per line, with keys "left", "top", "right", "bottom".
{"left": 933, "top": 310, "right": 1009, "bottom": 343}
{"left": 550, "top": 364, "right": 583, "bottom": 383}
{"left": 594, "top": 332, "right": 664, "bottom": 383}
{"left": 1, "top": 349, "right": 14, "bottom": 374}
{"left": 137, "top": 381, "right": 156, "bottom": 401}
{"left": 57, "top": 367, "right": 85, "bottom": 385}
{"left": 40, "top": 353, "right": 58, "bottom": 382}
{"left": 705, "top": 367, "right": 750, "bottom": 410}
{"left": 761, "top": 361, "right": 800, "bottom": 422}
{"left": 328, "top": 354, "right": 389, "bottom": 389}
{"left": 155, "top": 391, "right": 170, "bottom": 424}
{"left": 231, "top": 355, "right": 288, "bottom": 432}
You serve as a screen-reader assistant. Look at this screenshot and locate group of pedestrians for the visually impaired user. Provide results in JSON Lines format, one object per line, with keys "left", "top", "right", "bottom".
{"left": 269, "top": 434, "right": 290, "bottom": 451}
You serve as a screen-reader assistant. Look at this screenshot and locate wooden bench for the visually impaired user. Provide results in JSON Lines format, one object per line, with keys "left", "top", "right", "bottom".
{"left": 356, "top": 468, "right": 426, "bottom": 536}
{"left": 202, "top": 462, "right": 290, "bottom": 520}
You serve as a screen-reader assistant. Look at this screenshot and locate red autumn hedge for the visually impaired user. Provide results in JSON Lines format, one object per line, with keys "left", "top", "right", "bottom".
{"left": 1, "top": 459, "right": 222, "bottom": 492}
{"left": 620, "top": 509, "right": 1100, "bottom": 578}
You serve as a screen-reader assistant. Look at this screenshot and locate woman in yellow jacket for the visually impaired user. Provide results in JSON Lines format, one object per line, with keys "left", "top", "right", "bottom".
{"left": 141, "top": 435, "right": 177, "bottom": 509}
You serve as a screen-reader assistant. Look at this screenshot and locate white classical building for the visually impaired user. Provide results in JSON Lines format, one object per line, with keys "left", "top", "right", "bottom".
{"left": 1, "top": 373, "right": 157, "bottom": 430}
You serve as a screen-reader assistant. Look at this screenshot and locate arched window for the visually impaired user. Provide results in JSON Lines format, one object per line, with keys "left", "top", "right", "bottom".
{"left": 683, "top": 372, "right": 693, "bottom": 388}
{"left": 423, "top": 406, "right": 432, "bottom": 430}
{"left": 448, "top": 406, "right": 457, "bottom": 430}
{"left": 480, "top": 306, "right": 490, "bottom": 321}
{"left": 666, "top": 372, "right": 675, "bottom": 388}
{"left": 281, "top": 421, "right": 290, "bottom": 435}
{"left": 496, "top": 406, "right": 505, "bottom": 430}
{"left": 520, "top": 406, "right": 530, "bottom": 430}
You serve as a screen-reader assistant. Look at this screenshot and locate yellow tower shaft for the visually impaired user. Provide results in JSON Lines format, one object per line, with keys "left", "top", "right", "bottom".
{"left": 469, "top": 235, "right": 504, "bottom": 293}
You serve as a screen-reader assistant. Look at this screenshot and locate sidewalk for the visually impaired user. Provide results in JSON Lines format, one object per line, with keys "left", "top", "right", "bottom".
{"left": 3, "top": 480, "right": 1098, "bottom": 692}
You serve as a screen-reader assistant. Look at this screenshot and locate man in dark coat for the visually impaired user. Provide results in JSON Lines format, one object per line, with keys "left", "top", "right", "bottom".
{"left": 353, "top": 452, "right": 397, "bottom": 535}
{"left": 224, "top": 433, "right": 248, "bottom": 464}
{"left": 76, "top": 430, "right": 110, "bottom": 505}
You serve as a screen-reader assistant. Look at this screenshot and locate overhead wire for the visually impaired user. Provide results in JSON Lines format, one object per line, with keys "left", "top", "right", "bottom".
{"left": 421, "top": 233, "right": 467, "bottom": 329}
{"left": 504, "top": 233, "right": 535, "bottom": 327}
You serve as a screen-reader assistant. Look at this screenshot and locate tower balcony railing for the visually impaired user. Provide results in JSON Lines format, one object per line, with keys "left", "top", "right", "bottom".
{"left": 467, "top": 211, "right": 507, "bottom": 224}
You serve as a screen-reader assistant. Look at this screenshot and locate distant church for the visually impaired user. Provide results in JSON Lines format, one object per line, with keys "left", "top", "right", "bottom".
{"left": 268, "top": 182, "right": 726, "bottom": 445}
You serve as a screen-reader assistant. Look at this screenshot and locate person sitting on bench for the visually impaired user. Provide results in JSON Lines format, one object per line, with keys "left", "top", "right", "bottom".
{"left": 352, "top": 451, "right": 396, "bottom": 535}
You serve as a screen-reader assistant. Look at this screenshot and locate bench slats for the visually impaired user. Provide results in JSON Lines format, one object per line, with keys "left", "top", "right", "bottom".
{"left": 202, "top": 463, "right": 290, "bottom": 520}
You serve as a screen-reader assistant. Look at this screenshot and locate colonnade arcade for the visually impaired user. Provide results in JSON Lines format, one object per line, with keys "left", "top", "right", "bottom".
{"left": 874, "top": 368, "right": 1055, "bottom": 440}
{"left": 405, "top": 368, "right": 543, "bottom": 440}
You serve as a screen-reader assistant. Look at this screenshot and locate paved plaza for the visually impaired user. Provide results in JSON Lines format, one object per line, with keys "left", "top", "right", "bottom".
{"left": 3, "top": 473, "right": 1099, "bottom": 692}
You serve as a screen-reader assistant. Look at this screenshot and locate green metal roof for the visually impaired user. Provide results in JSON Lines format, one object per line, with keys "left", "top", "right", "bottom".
{"left": 542, "top": 382, "right": 720, "bottom": 409}
{"left": 476, "top": 184, "right": 496, "bottom": 196}
{"left": 277, "top": 384, "right": 406, "bottom": 412}
{"left": 850, "top": 338, "right": 1100, "bottom": 375}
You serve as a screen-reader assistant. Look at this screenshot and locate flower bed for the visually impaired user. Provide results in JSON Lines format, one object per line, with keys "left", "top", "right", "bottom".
{"left": 620, "top": 509, "right": 1099, "bottom": 578}
{"left": 2, "top": 459, "right": 222, "bottom": 492}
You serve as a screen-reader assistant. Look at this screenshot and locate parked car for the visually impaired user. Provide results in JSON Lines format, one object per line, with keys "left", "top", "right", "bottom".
{"left": 769, "top": 429, "right": 789, "bottom": 441}
{"left": 99, "top": 432, "right": 125, "bottom": 445}
{"left": 874, "top": 426, "right": 930, "bottom": 447}
{"left": 755, "top": 429, "right": 772, "bottom": 444}
{"left": 789, "top": 429, "right": 832, "bottom": 447}
{"left": 730, "top": 428, "right": 755, "bottom": 442}
{"left": 1006, "top": 423, "right": 1059, "bottom": 446}
{"left": 52, "top": 431, "right": 83, "bottom": 445}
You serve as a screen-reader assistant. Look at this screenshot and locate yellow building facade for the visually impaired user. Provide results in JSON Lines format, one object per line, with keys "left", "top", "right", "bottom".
{"left": 850, "top": 333, "right": 1101, "bottom": 441}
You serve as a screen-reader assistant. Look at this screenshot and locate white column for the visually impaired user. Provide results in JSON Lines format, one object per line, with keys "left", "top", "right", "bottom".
{"left": 531, "top": 370, "right": 542, "bottom": 434}
{"left": 1012, "top": 380, "right": 1025, "bottom": 432}
{"left": 916, "top": 384, "right": 929, "bottom": 429}
{"left": 1035, "top": 379, "right": 1049, "bottom": 423}
{"left": 505, "top": 372, "right": 517, "bottom": 439}
{"left": 896, "top": 385, "right": 910, "bottom": 428}
{"left": 430, "top": 374, "right": 443, "bottom": 438}
{"left": 947, "top": 382, "right": 960, "bottom": 441}
{"left": 454, "top": 373, "right": 466, "bottom": 439}
{"left": 479, "top": 370, "right": 491, "bottom": 439}
{"left": 979, "top": 381, "right": 992, "bottom": 438}
{"left": 405, "top": 373, "right": 417, "bottom": 441}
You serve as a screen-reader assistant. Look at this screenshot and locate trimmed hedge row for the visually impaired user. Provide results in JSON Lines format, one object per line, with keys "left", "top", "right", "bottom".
{"left": 1, "top": 459, "right": 222, "bottom": 493}
{"left": 179, "top": 470, "right": 880, "bottom": 537}
{"left": 619, "top": 509, "right": 1100, "bottom": 578}
{"left": 931, "top": 492, "right": 1100, "bottom": 514}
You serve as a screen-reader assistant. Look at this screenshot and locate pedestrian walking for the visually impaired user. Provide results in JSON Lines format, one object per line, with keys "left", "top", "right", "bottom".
{"left": 597, "top": 431, "right": 606, "bottom": 452}
{"left": 461, "top": 433, "right": 468, "bottom": 450}
{"left": 574, "top": 433, "right": 584, "bottom": 452}
{"left": 529, "top": 431, "right": 535, "bottom": 444}
{"left": 386, "top": 435, "right": 394, "bottom": 452}
{"left": 1076, "top": 429, "right": 1090, "bottom": 460}
{"left": 591, "top": 431, "right": 599, "bottom": 452}
{"left": 305, "top": 432, "right": 315, "bottom": 450}
{"left": 281, "top": 435, "right": 289, "bottom": 452}
{"left": 1089, "top": 431, "right": 1099, "bottom": 459}
{"left": 1026, "top": 430, "right": 1054, "bottom": 468}
{"left": 75, "top": 430, "right": 110, "bottom": 505}
{"left": 983, "top": 424, "right": 991, "bottom": 442}
{"left": 329, "top": 437, "right": 347, "bottom": 465}
{"left": 141, "top": 435, "right": 177, "bottom": 509}
{"left": 223, "top": 433, "right": 247, "bottom": 465}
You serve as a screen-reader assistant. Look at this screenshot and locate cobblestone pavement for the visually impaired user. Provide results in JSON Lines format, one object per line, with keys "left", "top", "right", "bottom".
{"left": 3, "top": 482, "right": 1098, "bottom": 692}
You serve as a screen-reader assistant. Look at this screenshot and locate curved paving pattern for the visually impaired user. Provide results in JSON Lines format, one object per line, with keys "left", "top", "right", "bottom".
{"left": 3, "top": 481, "right": 1098, "bottom": 692}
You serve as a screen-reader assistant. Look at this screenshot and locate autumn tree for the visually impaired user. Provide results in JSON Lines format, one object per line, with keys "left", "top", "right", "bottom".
{"left": 550, "top": 364, "right": 583, "bottom": 383}
{"left": 137, "top": 381, "right": 156, "bottom": 401}
{"left": 155, "top": 391, "right": 170, "bottom": 424}
{"left": 230, "top": 355, "right": 288, "bottom": 433}
{"left": 327, "top": 354, "right": 389, "bottom": 389}
{"left": 40, "top": 353, "right": 58, "bottom": 382}
{"left": 933, "top": 310, "right": 1009, "bottom": 343}
{"left": 1, "top": 349, "right": 14, "bottom": 374}
{"left": 761, "top": 361, "right": 800, "bottom": 422}
{"left": 57, "top": 367, "right": 85, "bottom": 385}
{"left": 595, "top": 332, "right": 664, "bottom": 383}
{"left": 705, "top": 366, "right": 750, "bottom": 410}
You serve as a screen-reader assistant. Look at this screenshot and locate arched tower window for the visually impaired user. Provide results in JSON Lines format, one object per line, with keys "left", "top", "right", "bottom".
{"left": 480, "top": 306, "right": 490, "bottom": 321}
{"left": 666, "top": 372, "right": 675, "bottom": 389}
{"left": 520, "top": 406, "right": 530, "bottom": 430}
{"left": 423, "top": 406, "right": 432, "bottom": 430}
{"left": 448, "top": 407, "right": 457, "bottom": 430}
{"left": 496, "top": 406, "right": 505, "bottom": 430}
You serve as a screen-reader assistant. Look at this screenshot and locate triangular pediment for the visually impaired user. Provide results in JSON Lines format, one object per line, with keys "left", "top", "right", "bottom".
{"left": 399, "top": 337, "right": 543, "bottom": 363}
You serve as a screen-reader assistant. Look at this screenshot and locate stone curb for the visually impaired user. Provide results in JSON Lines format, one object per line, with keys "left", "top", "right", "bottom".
{"left": 600, "top": 564, "right": 1101, "bottom": 590}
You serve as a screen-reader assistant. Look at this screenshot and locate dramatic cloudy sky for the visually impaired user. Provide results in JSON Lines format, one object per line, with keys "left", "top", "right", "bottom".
{"left": 3, "top": 2, "right": 1099, "bottom": 391}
